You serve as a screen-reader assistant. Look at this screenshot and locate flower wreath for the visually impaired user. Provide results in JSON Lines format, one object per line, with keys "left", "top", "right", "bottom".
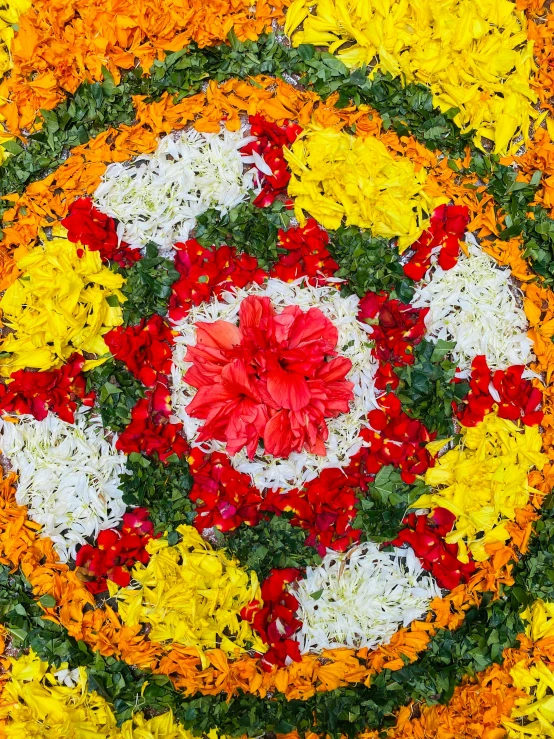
{"left": 0, "top": 2, "right": 553, "bottom": 739}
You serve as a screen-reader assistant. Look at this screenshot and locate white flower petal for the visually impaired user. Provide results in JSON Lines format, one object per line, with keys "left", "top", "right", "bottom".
{"left": 93, "top": 124, "right": 259, "bottom": 255}
{"left": 0, "top": 410, "right": 129, "bottom": 562}
{"left": 411, "top": 236, "right": 533, "bottom": 372}
{"left": 294, "top": 542, "right": 441, "bottom": 653}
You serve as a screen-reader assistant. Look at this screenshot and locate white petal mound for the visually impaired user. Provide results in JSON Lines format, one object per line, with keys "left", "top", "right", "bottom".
{"left": 93, "top": 125, "right": 259, "bottom": 254}
{"left": 170, "top": 278, "right": 380, "bottom": 492}
{"left": 295, "top": 543, "right": 441, "bottom": 653}
{"left": 411, "top": 237, "right": 533, "bottom": 373}
{"left": 0, "top": 411, "right": 129, "bottom": 562}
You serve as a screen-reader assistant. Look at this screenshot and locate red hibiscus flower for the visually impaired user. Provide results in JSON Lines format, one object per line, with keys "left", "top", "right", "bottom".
{"left": 0, "top": 354, "right": 95, "bottom": 423}
{"left": 403, "top": 204, "right": 470, "bottom": 281}
{"left": 184, "top": 295, "right": 354, "bottom": 459}
{"left": 169, "top": 240, "right": 266, "bottom": 322}
{"left": 241, "top": 114, "right": 302, "bottom": 208}
{"left": 455, "top": 355, "right": 543, "bottom": 427}
{"left": 104, "top": 314, "right": 175, "bottom": 388}
{"left": 391, "top": 508, "right": 476, "bottom": 590}
{"left": 75, "top": 508, "right": 155, "bottom": 594}
{"left": 270, "top": 220, "right": 338, "bottom": 284}
{"left": 242, "top": 568, "right": 302, "bottom": 670}
{"left": 62, "top": 197, "right": 141, "bottom": 268}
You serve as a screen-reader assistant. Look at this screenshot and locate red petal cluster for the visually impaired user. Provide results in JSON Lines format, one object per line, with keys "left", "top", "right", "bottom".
{"left": 116, "top": 381, "right": 188, "bottom": 463}
{"left": 104, "top": 315, "right": 175, "bottom": 388}
{"left": 265, "top": 468, "right": 361, "bottom": 556}
{"left": 359, "top": 393, "right": 435, "bottom": 485}
{"left": 187, "top": 448, "right": 360, "bottom": 552}
{"left": 241, "top": 114, "right": 302, "bottom": 208}
{"left": 241, "top": 568, "right": 302, "bottom": 671}
{"left": 188, "top": 448, "right": 264, "bottom": 532}
{"left": 185, "top": 295, "right": 354, "bottom": 459}
{"left": 455, "top": 355, "right": 543, "bottom": 427}
{"left": 358, "top": 292, "right": 428, "bottom": 390}
{"left": 270, "top": 219, "right": 338, "bottom": 284}
{"left": 391, "top": 507, "right": 476, "bottom": 590}
{"left": 0, "top": 354, "right": 95, "bottom": 423}
{"left": 403, "top": 204, "right": 470, "bottom": 281}
{"left": 62, "top": 197, "right": 141, "bottom": 268}
{"left": 75, "top": 508, "right": 155, "bottom": 594}
{"left": 169, "top": 240, "right": 266, "bottom": 322}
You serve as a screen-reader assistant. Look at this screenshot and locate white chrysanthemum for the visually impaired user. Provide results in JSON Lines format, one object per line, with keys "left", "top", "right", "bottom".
{"left": 93, "top": 125, "right": 260, "bottom": 254}
{"left": 294, "top": 543, "right": 441, "bottom": 653}
{"left": 170, "top": 278, "right": 380, "bottom": 492}
{"left": 0, "top": 411, "right": 129, "bottom": 562}
{"left": 411, "top": 235, "right": 533, "bottom": 373}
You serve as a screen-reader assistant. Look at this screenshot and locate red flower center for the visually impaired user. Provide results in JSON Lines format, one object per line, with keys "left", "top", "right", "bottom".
{"left": 184, "top": 294, "right": 355, "bottom": 460}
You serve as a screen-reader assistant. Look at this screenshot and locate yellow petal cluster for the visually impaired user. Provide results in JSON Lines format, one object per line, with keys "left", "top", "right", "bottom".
{"left": 0, "top": 651, "right": 223, "bottom": 738}
{"left": 0, "top": 0, "right": 31, "bottom": 79}
{"left": 522, "top": 600, "right": 554, "bottom": 643}
{"left": 504, "top": 659, "right": 554, "bottom": 737}
{"left": 0, "top": 650, "right": 118, "bottom": 738}
{"left": 284, "top": 126, "right": 440, "bottom": 250}
{"left": 118, "top": 710, "right": 217, "bottom": 739}
{"left": 285, "top": 0, "right": 537, "bottom": 155}
{"left": 0, "top": 235, "right": 125, "bottom": 375}
{"left": 114, "top": 525, "right": 266, "bottom": 658}
{"left": 416, "top": 413, "right": 547, "bottom": 562}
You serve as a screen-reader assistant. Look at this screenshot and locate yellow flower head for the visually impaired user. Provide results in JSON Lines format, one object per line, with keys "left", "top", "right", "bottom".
{"left": 0, "top": 650, "right": 118, "bottom": 738}
{"left": 285, "top": 0, "right": 537, "bottom": 154}
{"left": 114, "top": 525, "right": 266, "bottom": 658}
{"left": 0, "top": 235, "right": 125, "bottom": 375}
{"left": 118, "top": 710, "right": 224, "bottom": 739}
{"left": 0, "top": 652, "right": 225, "bottom": 739}
{"left": 521, "top": 599, "right": 554, "bottom": 643}
{"left": 504, "top": 658, "right": 554, "bottom": 737}
{"left": 417, "top": 413, "right": 547, "bottom": 561}
{"left": 284, "top": 126, "right": 440, "bottom": 250}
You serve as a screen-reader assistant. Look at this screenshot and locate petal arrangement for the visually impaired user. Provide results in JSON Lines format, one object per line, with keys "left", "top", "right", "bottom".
{"left": 0, "top": 1, "right": 553, "bottom": 738}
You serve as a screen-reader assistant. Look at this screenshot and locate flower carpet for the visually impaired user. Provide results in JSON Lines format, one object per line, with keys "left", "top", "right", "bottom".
{"left": 1, "top": 0, "right": 554, "bottom": 737}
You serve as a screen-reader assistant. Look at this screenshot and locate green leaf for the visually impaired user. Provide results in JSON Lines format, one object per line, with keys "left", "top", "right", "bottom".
{"left": 310, "top": 589, "right": 324, "bottom": 600}
{"left": 39, "top": 594, "right": 57, "bottom": 608}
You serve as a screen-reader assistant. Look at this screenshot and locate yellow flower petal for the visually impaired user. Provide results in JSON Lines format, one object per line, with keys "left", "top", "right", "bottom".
{"left": 114, "top": 525, "right": 266, "bottom": 657}
{"left": 417, "top": 413, "right": 547, "bottom": 561}
{"left": 0, "top": 234, "right": 125, "bottom": 375}
{"left": 284, "top": 126, "right": 438, "bottom": 247}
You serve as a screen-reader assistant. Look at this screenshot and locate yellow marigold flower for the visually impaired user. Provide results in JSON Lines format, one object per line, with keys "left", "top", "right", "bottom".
{"left": 285, "top": 0, "right": 537, "bottom": 154}
{"left": 416, "top": 413, "right": 547, "bottom": 562}
{"left": 115, "top": 525, "right": 266, "bottom": 658}
{"left": 284, "top": 126, "right": 440, "bottom": 250}
{"left": 0, "top": 236, "right": 125, "bottom": 375}
{"left": 504, "top": 659, "right": 554, "bottom": 737}
{"left": 521, "top": 599, "right": 554, "bottom": 643}
{"left": 0, "top": 650, "right": 118, "bottom": 738}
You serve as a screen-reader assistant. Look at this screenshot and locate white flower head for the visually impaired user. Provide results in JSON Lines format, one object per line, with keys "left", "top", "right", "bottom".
{"left": 0, "top": 410, "right": 129, "bottom": 562}
{"left": 54, "top": 666, "right": 82, "bottom": 687}
{"left": 93, "top": 124, "right": 260, "bottom": 255}
{"left": 411, "top": 235, "right": 533, "bottom": 373}
{"left": 294, "top": 542, "right": 441, "bottom": 653}
{"left": 170, "top": 277, "right": 381, "bottom": 492}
